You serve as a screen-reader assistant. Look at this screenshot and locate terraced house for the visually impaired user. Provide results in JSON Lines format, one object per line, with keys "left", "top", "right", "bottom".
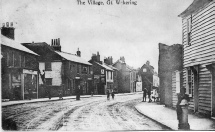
{"left": 179, "top": 0, "right": 215, "bottom": 118}
{"left": 1, "top": 22, "right": 39, "bottom": 100}
{"left": 23, "top": 39, "right": 93, "bottom": 97}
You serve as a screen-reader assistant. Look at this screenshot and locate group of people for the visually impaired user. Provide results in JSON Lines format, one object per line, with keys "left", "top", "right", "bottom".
{"left": 107, "top": 89, "right": 115, "bottom": 100}
{"left": 142, "top": 87, "right": 159, "bottom": 102}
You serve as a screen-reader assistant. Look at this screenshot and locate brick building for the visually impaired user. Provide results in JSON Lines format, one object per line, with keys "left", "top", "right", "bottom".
{"left": 1, "top": 22, "right": 39, "bottom": 100}
{"left": 23, "top": 40, "right": 92, "bottom": 97}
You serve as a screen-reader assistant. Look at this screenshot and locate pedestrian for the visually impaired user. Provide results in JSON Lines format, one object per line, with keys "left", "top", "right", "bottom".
{"left": 142, "top": 88, "right": 147, "bottom": 102}
{"left": 76, "top": 85, "right": 81, "bottom": 100}
{"left": 176, "top": 87, "right": 190, "bottom": 129}
{"left": 58, "top": 89, "right": 63, "bottom": 100}
{"left": 28, "top": 88, "right": 32, "bottom": 100}
{"left": 91, "top": 90, "right": 94, "bottom": 97}
{"left": 111, "top": 90, "right": 115, "bottom": 100}
{"left": 148, "top": 85, "right": 152, "bottom": 102}
{"left": 107, "top": 90, "right": 110, "bottom": 100}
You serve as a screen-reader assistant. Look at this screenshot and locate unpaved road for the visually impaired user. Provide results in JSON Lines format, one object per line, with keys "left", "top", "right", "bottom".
{"left": 2, "top": 94, "right": 170, "bottom": 131}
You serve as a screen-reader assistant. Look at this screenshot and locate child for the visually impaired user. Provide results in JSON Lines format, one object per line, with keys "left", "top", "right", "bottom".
{"left": 107, "top": 90, "right": 110, "bottom": 100}
{"left": 111, "top": 90, "right": 115, "bottom": 100}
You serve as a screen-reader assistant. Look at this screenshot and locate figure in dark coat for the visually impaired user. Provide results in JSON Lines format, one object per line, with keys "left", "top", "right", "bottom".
{"left": 111, "top": 90, "right": 115, "bottom": 100}
{"left": 107, "top": 90, "right": 110, "bottom": 100}
{"left": 147, "top": 85, "right": 152, "bottom": 102}
{"left": 142, "top": 88, "right": 147, "bottom": 102}
{"left": 76, "top": 85, "right": 81, "bottom": 100}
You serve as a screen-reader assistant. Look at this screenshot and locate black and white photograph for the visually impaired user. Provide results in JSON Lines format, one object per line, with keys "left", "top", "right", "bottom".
{"left": 1, "top": 0, "right": 215, "bottom": 131}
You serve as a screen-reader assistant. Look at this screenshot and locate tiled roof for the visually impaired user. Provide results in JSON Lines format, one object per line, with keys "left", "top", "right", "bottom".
{"left": 95, "top": 62, "right": 113, "bottom": 71}
{"left": 55, "top": 51, "right": 92, "bottom": 66}
{"left": 107, "top": 65, "right": 118, "bottom": 70}
{"left": 1, "top": 35, "right": 38, "bottom": 56}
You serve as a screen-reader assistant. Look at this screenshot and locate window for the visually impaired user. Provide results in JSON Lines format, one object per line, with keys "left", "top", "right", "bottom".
{"left": 82, "top": 66, "right": 87, "bottom": 74}
{"left": 22, "top": 56, "right": 25, "bottom": 67}
{"left": 46, "top": 78, "right": 52, "bottom": 85}
{"left": 77, "top": 64, "right": 80, "bottom": 73}
{"left": 187, "top": 16, "right": 192, "bottom": 46}
{"left": 187, "top": 69, "right": 194, "bottom": 97}
{"left": 6, "top": 52, "right": 9, "bottom": 66}
{"left": 14, "top": 53, "right": 20, "bottom": 67}
{"left": 176, "top": 71, "right": 180, "bottom": 93}
{"left": 101, "top": 69, "right": 104, "bottom": 74}
{"left": 8, "top": 52, "right": 13, "bottom": 66}
{"left": 45, "top": 62, "right": 52, "bottom": 71}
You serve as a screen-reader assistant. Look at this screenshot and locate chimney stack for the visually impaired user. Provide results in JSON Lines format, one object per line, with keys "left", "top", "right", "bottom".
{"left": 77, "top": 48, "right": 81, "bottom": 57}
{"left": 51, "top": 38, "right": 61, "bottom": 52}
{"left": 1, "top": 22, "right": 15, "bottom": 40}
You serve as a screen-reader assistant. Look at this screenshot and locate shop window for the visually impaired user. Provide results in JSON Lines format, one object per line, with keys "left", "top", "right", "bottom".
{"left": 46, "top": 78, "right": 52, "bottom": 85}
{"left": 45, "top": 62, "right": 52, "bottom": 71}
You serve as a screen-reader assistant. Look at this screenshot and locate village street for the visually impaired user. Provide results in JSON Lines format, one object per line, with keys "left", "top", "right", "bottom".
{"left": 2, "top": 94, "right": 170, "bottom": 131}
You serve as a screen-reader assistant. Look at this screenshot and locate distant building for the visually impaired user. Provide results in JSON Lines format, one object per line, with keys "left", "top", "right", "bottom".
{"left": 179, "top": 0, "right": 215, "bottom": 117}
{"left": 158, "top": 43, "right": 183, "bottom": 107}
{"left": 22, "top": 40, "right": 92, "bottom": 97}
{"left": 138, "top": 61, "right": 154, "bottom": 93}
{"left": 113, "top": 56, "right": 136, "bottom": 93}
{"left": 89, "top": 52, "right": 114, "bottom": 94}
{"left": 104, "top": 57, "right": 119, "bottom": 93}
{"left": 1, "top": 22, "right": 39, "bottom": 100}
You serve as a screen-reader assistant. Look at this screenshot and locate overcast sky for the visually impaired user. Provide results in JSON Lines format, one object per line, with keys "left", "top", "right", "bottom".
{"left": 1, "top": 0, "right": 193, "bottom": 71}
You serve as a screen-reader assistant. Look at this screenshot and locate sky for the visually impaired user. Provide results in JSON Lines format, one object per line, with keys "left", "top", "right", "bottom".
{"left": 1, "top": 0, "right": 193, "bottom": 72}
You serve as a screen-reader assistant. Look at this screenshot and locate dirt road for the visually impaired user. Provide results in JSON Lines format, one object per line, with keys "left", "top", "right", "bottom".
{"left": 2, "top": 94, "right": 170, "bottom": 131}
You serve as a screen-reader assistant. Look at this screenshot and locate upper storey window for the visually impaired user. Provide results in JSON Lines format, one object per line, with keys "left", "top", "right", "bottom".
{"left": 187, "top": 15, "right": 192, "bottom": 46}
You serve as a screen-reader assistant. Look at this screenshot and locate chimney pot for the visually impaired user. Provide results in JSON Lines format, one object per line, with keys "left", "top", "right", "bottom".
{"left": 56, "top": 39, "right": 58, "bottom": 45}
{"left": 58, "top": 38, "right": 60, "bottom": 45}
{"left": 10, "top": 22, "right": 13, "bottom": 27}
{"left": 2, "top": 23, "right": 5, "bottom": 27}
{"left": 6, "top": 22, "right": 9, "bottom": 27}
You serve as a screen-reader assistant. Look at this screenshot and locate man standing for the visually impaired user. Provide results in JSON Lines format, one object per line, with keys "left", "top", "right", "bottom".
{"left": 142, "top": 88, "right": 147, "bottom": 102}
{"left": 76, "top": 85, "right": 81, "bottom": 100}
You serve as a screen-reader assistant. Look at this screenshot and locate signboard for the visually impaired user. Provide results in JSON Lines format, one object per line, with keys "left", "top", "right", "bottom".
{"left": 136, "top": 82, "right": 142, "bottom": 92}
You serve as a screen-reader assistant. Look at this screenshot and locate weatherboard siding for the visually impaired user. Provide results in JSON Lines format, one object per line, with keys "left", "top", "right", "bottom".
{"left": 182, "top": 1, "right": 215, "bottom": 115}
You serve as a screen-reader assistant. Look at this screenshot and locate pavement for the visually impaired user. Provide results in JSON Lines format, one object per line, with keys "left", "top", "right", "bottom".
{"left": 135, "top": 100, "right": 215, "bottom": 130}
{"left": 1, "top": 92, "right": 142, "bottom": 107}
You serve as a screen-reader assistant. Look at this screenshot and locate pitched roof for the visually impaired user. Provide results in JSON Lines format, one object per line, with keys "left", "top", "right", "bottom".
{"left": 179, "top": 0, "right": 212, "bottom": 17}
{"left": 1, "top": 35, "right": 38, "bottom": 56}
{"left": 107, "top": 65, "right": 118, "bottom": 71}
{"left": 95, "top": 62, "right": 113, "bottom": 71}
{"left": 55, "top": 51, "right": 92, "bottom": 66}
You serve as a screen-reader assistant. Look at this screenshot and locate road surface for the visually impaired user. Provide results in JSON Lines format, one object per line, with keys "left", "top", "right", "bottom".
{"left": 2, "top": 94, "right": 170, "bottom": 131}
